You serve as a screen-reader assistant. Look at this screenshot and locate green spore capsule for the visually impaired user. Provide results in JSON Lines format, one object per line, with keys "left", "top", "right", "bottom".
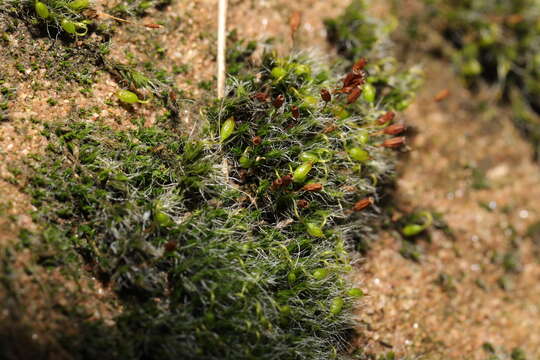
{"left": 348, "top": 147, "right": 369, "bottom": 162}
{"left": 356, "top": 130, "right": 369, "bottom": 145}
{"left": 271, "top": 66, "right": 287, "bottom": 80}
{"left": 154, "top": 211, "right": 172, "bottom": 227}
{"left": 299, "top": 151, "right": 319, "bottom": 163}
{"left": 138, "top": 1, "right": 152, "bottom": 10}
{"left": 462, "top": 59, "right": 482, "bottom": 77}
{"left": 306, "top": 222, "right": 324, "bottom": 237}
{"left": 294, "top": 64, "right": 311, "bottom": 76}
{"left": 362, "top": 83, "right": 376, "bottom": 103}
{"left": 330, "top": 297, "right": 344, "bottom": 315}
{"left": 61, "top": 20, "right": 87, "bottom": 36}
{"left": 280, "top": 305, "right": 291, "bottom": 315}
{"left": 116, "top": 90, "right": 149, "bottom": 104}
{"left": 347, "top": 288, "right": 364, "bottom": 297}
{"left": 220, "top": 117, "right": 235, "bottom": 142}
{"left": 35, "top": 1, "right": 49, "bottom": 19}
{"left": 287, "top": 272, "right": 296, "bottom": 283}
{"left": 401, "top": 224, "right": 424, "bottom": 237}
{"left": 293, "top": 162, "right": 313, "bottom": 183}
{"left": 61, "top": 20, "right": 76, "bottom": 34}
{"left": 312, "top": 268, "right": 329, "bottom": 280}
{"left": 67, "top": 0, "right": 89, "bottom": 10}
{"left": 395, "top": 99, "right": 411, "bottom": 111}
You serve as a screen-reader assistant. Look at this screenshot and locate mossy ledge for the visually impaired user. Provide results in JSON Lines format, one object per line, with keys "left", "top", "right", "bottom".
{"left": 3, "top": 3, "right": 421, "bottom": 360}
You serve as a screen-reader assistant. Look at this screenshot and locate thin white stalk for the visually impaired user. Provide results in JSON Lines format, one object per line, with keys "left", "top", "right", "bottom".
{"left": 217, "top": 0, "right": 228, "bottom": 99}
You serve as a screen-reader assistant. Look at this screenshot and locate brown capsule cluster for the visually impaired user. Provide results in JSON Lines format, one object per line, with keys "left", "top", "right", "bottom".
{"left": 334, "top": 58, "right": 368, "bottom": 104}
{"left": 297, "top": 199, "right": 309, "bottom": 208}
{"left": 273, "top": 94, "right": 285, "bottom": 109}
{"left": 377, "top": 111, "right": 395, "bottom": 125}
{"left": 353, "top": 197, "right": 374, "bottom": 212}
{"left": 271, "top": 174, "right": 293, "bottom": 191}
{"left": 300, "top": 183, "right": 323, "bottom": 192}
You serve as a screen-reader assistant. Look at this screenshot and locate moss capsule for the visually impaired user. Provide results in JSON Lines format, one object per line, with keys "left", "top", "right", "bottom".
{"left": 347, "top": 288, "right": 364, "bottom": 297}
{"left": 61, "top": 20, "right": 76, "bottom": 34}
{"left": 271, "top": 66, "right": 287, "bottom": 80}
{"left": 356, "top": 131, "right": 369, "bottom": 144}
{"left": 330, "top": 297, "right": 344, "bottom": 315}
{"left": 154, "top": 210, "right": 172, "bottom": 227}
{"left": 362, "top": 84, "right": 376, "bottom": 103}
{"left": 402, "top": 224, "right": 424, "bottom": 237}
{"left": 67, "top": 0, "right": 89, "bottom": 10}
{"left": 35, "top": 1, "right": 49, "bottom": 19}
{"left": 280, "top": 305, "right": 291, "bottom": 315}
{"left": 299, "top": 152, "right": 319, "bottom": 163}
{"left": 306, "top": 222, "right": 324, "bottom": 237}
{"left": 294, "top": 64, "right": 311, "bottom": 76}
{"left": 116, "top": 90, "right": 149, "bottom": 104}
{"left": 312, "top": 268, "right": 329, "bottom": 280}
{"left": 61, "top": 20, "right": 87, "bottom": 35}
{"left": 320, "top": 88, "right": 331, "bottom": 102}
{"left": 348, "top": 147, "right": 369, "bottom": 162}
{"left": 287, "top": 272, "right": 297, "bottom": 283}
{"left": 462, "top": 59, "right": 482, "bottom": 76}
{"left": 293, "top": 162, "right": 313, "bottom": 183}
{"left": 220, "top": 117, "right": 235, "bottom": 142}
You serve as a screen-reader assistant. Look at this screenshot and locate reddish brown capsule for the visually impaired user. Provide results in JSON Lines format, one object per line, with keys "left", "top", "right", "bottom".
{"left": 377, "top": 111, "right": 395, "bottom": 125}
{"left": 380, "top": 136, "right": 406, "bottom": 148}
{"left": 322, "top": 124, "right": 337, "bottom": 134}
{"left": 290, "top": 11, "right": 302, "bottom": 39}
{"left": 297, "top": 199, "right": 309, "bottom": 208}
{"left": 271, "top": 177, "right": 283, "bottom": 190}
{"left": 252, "top": 136, "right": 262, "bottom": 145}
{"left": 271, "top": 174, "right": 293, "bottom": 190}
{"left": 144, "top": 23, "right": 162, "bottom": 29}
{"left": 320, "top": 88, "right": 331, "bottom": 103}
{"left": 352, "top": 58, "right": 367, "bottom": 74}
{"left": 346, "top": 87, "right": 362, "bottom": 104}
{"left": 301, "top": 183, "right": 323, "bottom": 192}
{"left": 383, "top": 123, "right": 406, "bottom": 135}
{"left": 291, "top": 105, "right": 300, "bottom": 119}
{"left": 273, "top": 94, "right": 285, "bottom": 109}
{"left": 334, "top": 86, "right": 354, "bottom": 95}
{"left": 164, "top": 240, "right": 177, "bottom": 252}
{"left": 342, "top": 72, "right": 357, "bottom": 88}
{"left": 434, "top": 89, "right": 450, "bottom": 102}
{"left": 353, "top": 197, "right": 374, "bottom": 212}
{"left": 281, "top": 174, "right": 293, "bottom": 187}
{"left": 254, "top": 92, "right": 269, "bottom": 102}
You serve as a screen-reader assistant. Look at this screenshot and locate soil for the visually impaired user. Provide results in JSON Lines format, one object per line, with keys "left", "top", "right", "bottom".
{"left": 1, "top": 0, "right": 540, "bottom": 358}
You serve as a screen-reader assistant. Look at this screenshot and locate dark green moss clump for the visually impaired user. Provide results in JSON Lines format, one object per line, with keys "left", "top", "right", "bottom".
{"left": 421, "top": 0, "right": 540, "bottom": 159}
{"left": 324, "top": 0, "right": 398, "bottom": 61}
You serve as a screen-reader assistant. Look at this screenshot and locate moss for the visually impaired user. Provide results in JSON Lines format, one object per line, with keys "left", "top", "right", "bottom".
{"left": 0, "top": 1, "right": 423, "bottom": 359}
{"left": 420, "top": 0, "right": 540, "bottom": 160}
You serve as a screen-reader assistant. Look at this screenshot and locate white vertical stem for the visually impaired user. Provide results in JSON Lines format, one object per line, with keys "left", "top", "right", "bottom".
{"left": 217, "top": 0, "right": 228, "bottom": 99}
